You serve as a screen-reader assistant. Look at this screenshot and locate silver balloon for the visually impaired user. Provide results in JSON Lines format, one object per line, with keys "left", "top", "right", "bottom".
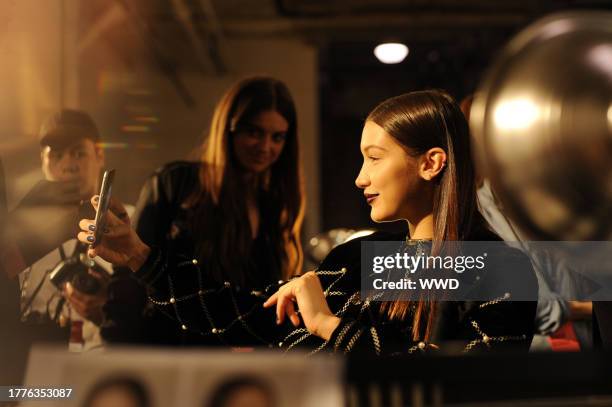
{"left": 471, "top": 11, "right": 612, "bottom": 240}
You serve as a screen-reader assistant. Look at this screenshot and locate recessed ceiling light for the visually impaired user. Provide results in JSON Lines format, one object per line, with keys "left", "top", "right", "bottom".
{"left": 374, "top": 42, "right": 409, "bottom": 64}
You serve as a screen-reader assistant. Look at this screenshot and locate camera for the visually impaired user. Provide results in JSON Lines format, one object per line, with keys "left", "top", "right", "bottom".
{"left": 49, "top": 253, "right": 107, "bottom": 295}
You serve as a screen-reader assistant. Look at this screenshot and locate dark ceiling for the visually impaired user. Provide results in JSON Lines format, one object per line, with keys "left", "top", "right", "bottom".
{"left": 84, "top": 0, "right": 612, "bottom": 78}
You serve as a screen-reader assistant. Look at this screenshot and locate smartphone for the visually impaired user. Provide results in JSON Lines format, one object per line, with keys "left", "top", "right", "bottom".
{"left": 91, "top": 169, "right": 115, "bottom": 248}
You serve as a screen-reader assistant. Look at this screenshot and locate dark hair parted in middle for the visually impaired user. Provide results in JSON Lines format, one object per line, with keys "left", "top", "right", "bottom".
{"left": 187, "top": 77, "right": 304, "bottom": 285}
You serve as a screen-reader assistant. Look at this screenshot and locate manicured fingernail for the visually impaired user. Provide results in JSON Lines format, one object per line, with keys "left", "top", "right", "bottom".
{"left": 87, "top": 235, "right": 95, "bottom": 243}
{"left": 88, "top": 224, "right": 96, "bottom": 231}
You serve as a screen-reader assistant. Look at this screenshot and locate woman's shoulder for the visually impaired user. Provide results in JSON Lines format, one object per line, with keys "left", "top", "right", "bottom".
{"left": 333, "top": 230, "right": 403, "bottom": 253}
{"left": 136, "top": 161, "right": 203, "bottom": 213}
{"left": 317, "top": 230, "right": 403, "bottom": 270}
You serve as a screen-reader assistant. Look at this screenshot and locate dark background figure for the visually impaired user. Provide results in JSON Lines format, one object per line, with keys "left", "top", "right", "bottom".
{"left": 1, "top": 109, "right": 111, "bottom": 357}
{"left": 466, "top": 11, "right": 612, "bottom": 351}
{"left": 462, "top": 94, "right": 593, "bottom": 351}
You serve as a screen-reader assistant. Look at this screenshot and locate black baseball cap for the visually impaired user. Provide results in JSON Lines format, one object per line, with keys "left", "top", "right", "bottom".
{"left": 39, "top": 109, "right": 100, "bottom": 149}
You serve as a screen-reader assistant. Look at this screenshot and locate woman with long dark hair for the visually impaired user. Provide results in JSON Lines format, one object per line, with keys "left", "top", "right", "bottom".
{"left": 180, "top": 76, "right": 303, "bottom": 286}
{"left": 99, "top": 76, "right": 304, "bottom": 346}
{"left": 263, "top": 89, "right": 537, "bottom": 354}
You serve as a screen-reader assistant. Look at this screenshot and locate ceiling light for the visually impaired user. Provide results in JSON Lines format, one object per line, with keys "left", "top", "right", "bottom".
{"left": 374, "top": 43, "right": 409, "bottom": 64}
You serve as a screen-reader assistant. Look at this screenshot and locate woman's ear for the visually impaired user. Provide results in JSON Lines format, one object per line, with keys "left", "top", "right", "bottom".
{"left": 418, "top": 147, "right": 447, "bottom": 181}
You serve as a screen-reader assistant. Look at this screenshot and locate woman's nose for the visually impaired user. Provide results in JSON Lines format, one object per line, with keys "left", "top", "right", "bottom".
{"left": 252, "top": 133, "right": 272, "bottom": 152}
{"left": 355, "top": 164, "right": 369, "bottom": 189}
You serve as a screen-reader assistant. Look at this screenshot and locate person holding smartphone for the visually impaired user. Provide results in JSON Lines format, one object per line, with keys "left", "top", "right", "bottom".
{"left": 95, "top": 77, "right": 305, "bottom": 347}
{"left": 2, "top": 109, "right": 113, "bottom": 349}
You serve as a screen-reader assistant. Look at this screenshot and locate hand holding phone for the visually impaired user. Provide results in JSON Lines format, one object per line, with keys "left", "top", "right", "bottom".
{"left": 78, "top": 170, "right": 151, "bottom": 271}
{"left": 91, "top": 169, "right": 115, "bottom": 248}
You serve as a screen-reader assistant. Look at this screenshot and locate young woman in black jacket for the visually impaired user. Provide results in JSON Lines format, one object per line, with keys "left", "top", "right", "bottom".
{"left": 98, "top": 77, "right": 304, "bottom": 347}
{"left": 262, "top": 90, "right": 537, "bottom": 354}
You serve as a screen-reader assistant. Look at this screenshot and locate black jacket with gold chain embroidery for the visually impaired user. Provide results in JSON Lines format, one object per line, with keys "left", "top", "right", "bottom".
{"left": 279, "top": 231, "right": 538, "bottom": 356}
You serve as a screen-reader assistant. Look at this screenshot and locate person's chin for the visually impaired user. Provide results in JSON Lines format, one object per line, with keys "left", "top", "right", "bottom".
{"left": 248, "top": 162, "right": 271, "bottom": 173}
{"left": 369, "top": 208, "right": 389, "bottom": 223}
{"left": 371, "top": 205, "right": 401, "bottom": 223}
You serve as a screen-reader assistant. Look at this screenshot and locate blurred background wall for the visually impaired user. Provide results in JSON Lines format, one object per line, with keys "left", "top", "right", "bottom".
{"left": 0, "top": 0, "right": 79, "bottom": 209}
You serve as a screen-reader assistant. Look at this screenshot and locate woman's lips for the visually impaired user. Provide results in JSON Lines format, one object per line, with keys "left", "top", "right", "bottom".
{"left": 365, "top": 194, "right": 378, "bottom": 205}
{"left": 251, "top": 154, "right": 269, "bottom": 164}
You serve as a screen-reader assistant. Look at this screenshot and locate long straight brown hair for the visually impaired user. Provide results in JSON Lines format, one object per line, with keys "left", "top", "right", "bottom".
{"left": 186, "top": 77, "right": 304, "bottom": 285}
{"left": 367, "top": 90, "right": 484, "bottom": 341}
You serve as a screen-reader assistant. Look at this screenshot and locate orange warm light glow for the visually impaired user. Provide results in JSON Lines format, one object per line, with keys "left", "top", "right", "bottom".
{"left": 96, "top": 142, "right": 158, "bottom": 149}
{"left": 96, "top": 142, "right": 129, "bottom": 149}
{"left": 134, "top": 116, "right": 160, "bottom": 123}
{"left": 121, "top": 125, "right": 150, "bottom": 133}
